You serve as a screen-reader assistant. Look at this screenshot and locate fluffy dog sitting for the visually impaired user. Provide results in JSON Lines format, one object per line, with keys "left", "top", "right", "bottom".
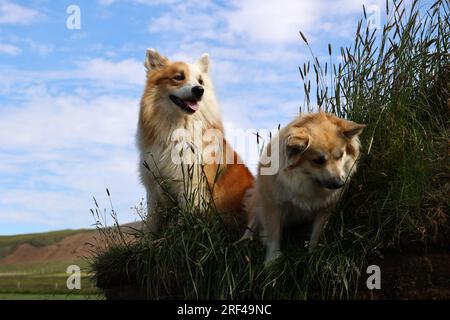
{"left": 242, "top": 112, "right": 365, "bottom": 263}
{"left": 137, "top": 49, "right": 253, "bottom": 233}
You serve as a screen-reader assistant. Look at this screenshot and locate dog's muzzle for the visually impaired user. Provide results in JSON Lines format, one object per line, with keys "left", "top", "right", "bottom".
{"left": 169, "top": 86, "right": 204, "bottom": 114}
{"left": 191, "top": 86, "right": 204, "bottom": 100}
{"left": 317, "top": 179, "right": 345, "bottom": 190}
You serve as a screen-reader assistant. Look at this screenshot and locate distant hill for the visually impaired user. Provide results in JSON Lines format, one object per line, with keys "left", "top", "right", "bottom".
{"left": 0, "top": 229, "right": 96, "bottom": 266}
{"left": 0, "top": 222, "right": 144, "bottom": 267}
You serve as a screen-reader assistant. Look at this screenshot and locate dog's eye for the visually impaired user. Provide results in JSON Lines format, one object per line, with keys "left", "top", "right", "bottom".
{"left": 337, "top": 152, "right": 344, "bottom": 159}
{"left": 312, "top": 157, "right": 326, "bottom": 165}
{"left": 173, "top": 73, "right": 185, "bottom": 81}
{"left": 198, "top": 77, "right": 204, "bottom": 85}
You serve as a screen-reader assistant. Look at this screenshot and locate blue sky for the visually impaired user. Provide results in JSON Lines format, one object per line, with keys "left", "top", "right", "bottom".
{"left": 0, "top": 0, "right": 390, "bottom": 235}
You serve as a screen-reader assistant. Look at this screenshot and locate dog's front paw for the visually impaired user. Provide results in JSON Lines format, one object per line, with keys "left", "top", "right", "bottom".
{"left": 307, "top": 240, "right": 321, "bottom": 254}
{"left": 233, "top": 229, "right": 254, "bottom": 246}
{"left": 307, "top": 242, "right": 316, "bottom": 254}
{"left": 264, "top": 250, "right": 283, "bottom": 268}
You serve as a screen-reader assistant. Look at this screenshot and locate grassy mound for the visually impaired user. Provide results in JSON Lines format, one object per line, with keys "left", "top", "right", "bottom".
{"left": 90, "top": 0, "right": 449, "bottom": 299}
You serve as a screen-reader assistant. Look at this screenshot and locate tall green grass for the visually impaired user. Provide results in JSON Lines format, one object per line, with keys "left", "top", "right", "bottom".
{"left": 90, "top": 0, "right": 449, "bottom": 299}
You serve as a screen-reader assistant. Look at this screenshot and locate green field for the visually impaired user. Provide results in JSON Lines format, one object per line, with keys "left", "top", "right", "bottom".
{"left": 0, "top": 293, "right": 102, "bottom": 300}
{"left": 0, "top": 230, "right": 104, "bottom": 300}
{"left": 0, "top": 261, "right": 104, "bottom": 300}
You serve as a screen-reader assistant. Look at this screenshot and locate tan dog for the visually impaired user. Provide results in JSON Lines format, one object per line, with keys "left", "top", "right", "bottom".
{"left": 242, "top": 112, "right": 365, "bottom": 263}
{"left": 137, "top": 49, "right": 253, "bottom": 233}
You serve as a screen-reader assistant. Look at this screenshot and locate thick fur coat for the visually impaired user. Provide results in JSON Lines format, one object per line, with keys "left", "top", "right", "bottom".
{"left": 137, "top": 49, "right": 253, "bottom": 232}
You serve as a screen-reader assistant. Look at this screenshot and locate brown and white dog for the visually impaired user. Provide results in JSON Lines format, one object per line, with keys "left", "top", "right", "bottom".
{"left": 241, "top": 112, "right": 365, "bottom": 263}
{"left": 137, "top": 49, "right": 254, "bottom": 233}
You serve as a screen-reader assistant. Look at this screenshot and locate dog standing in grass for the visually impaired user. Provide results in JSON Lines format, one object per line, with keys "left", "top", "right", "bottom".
{"left": 137, "top": 49, "right": 254, "bottom": 233}
{"left": 241, "top": 112, "right": 365, "bottom": 263}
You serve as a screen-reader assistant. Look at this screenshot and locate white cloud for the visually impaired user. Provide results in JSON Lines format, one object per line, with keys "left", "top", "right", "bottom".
{"left": 225, "top": 0, "right": 319, "bottom": 45}
{"left": 144, "top": 0, "right": 384, "bottom": 46}
{"left": 98, "top": 0, "right": 117, "bottom": 5}
{"left": 99, "top": 0, "right": 182, "bottom": 6}
{"left": 0, "top": 1, "right": 41, "bottom": 25}
{"left": 224, "top": 0, "right": 384, "bottom": 45}
{"left": 146, "top": 1, "right": 236, "bottom": 45}
{"left": 26, "top": 39, "right": 53, "bottom": 56}
{"left": 0, "top": 35, "right": 53, "bottom": 56}
{"left": 0, "top": 89, "right": 139, "bottom": 149}
{"left": 74, "top": 58, "right": 145, "bottom": 86}
{"left": 0, "top": 57, "right": 145, "bottom": 96}
{"left": 0, "top": 43, "right": 20, "bottom": 55}
{"left": 148, "top": 8, "right": 222, "bottom": 41}
{"left": 0, "top": 87, "right": 144, "bottom": 230}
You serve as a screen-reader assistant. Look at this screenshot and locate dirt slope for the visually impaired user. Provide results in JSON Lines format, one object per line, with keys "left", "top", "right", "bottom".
{"left": 0, "top": 222, "right": 143, "bottom": 266}
{"left": 0, "top": 231, "right": 96, "bottom": 265}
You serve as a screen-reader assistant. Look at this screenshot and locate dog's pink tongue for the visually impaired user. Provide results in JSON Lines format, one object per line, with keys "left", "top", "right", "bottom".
{"left": 185, "top": 100, "right": 199, "bottom": 112}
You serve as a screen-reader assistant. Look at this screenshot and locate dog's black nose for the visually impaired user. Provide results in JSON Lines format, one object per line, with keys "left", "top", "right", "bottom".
{"left": 192, "top": 86, "right": 204, "bottom": 100}
{"left": 321, "top": 179, "right": 345, "bottom": 190}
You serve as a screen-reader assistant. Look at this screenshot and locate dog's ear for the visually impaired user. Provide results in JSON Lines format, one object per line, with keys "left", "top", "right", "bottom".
{"left": 197, "top": 53, "right": 209, "bottom": 73}
{"left": 339, "top": 119, "right": 366, "bottom": 139}
{"left": 285, "top": 127, "right": 310, "bottom": 166}
{"left": 145, "top": 48, "right": 168, "bottom": 72}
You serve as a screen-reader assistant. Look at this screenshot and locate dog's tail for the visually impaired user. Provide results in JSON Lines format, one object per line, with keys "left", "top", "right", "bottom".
{"left": 234, "top": 185, "right": 259, "bottom": 245}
